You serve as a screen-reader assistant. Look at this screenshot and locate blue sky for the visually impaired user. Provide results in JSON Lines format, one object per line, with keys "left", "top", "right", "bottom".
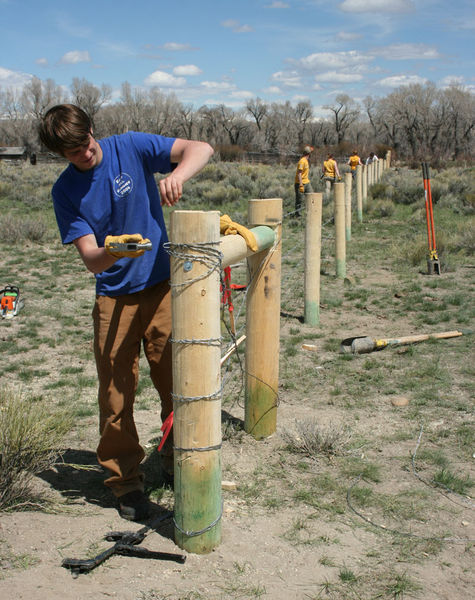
{"left": 1, "top": 0, "right": 473, "bottom": 115}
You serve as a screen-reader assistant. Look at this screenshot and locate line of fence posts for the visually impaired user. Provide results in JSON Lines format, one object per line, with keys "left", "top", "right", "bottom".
{"left": 168, "top": 149, "right": 394, "bottom": 550}
{"left": 168, "top": 198, "right": 282, "bottom": 555}
{"left": 303, "top": 150, "right": 391, "bottom": 324}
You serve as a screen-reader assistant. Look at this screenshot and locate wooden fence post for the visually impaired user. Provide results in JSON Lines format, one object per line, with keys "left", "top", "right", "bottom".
{"left": 245, "top": 198, "right": 282, "bottom": 439}
{"left": 344, "top": 172, "right": 352, "bottom": 242}
{"left": 169, "top": 210, "right": 222, "bottom": 554}
{"left": 362, "top": 164, "right": 367, "bottom": 206}
{"left": 386, "top": 150, "right": 391, "bottom": 168}
{"left": 304, "top": 193, "right": 322, "bottom": 326}
{"left": 356, "top": 164, "right": 363, "bottom": 223}
{"left": 334, "top": 183, "right": 346, "bottom": 279}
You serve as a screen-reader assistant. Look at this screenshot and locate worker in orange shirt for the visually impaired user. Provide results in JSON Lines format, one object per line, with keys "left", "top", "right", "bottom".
{"left": 322, "top": 153, "right": 341, "bottom": 199}
{"left": 294, "top": 145, "right": 314, "bottom": 217}
{"left": 347, "top": 150, "right": 362, "bottom": 179}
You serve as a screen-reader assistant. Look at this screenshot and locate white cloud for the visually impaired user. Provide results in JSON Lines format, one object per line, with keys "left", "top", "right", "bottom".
{"left": 294, "top": 50, "right": 373, "bottom": 71}
{"left": 173, "top": 64, "right": 202, "bottom": 76}
{"left": 292, "top": 94, "right": 311, "bottom": 103}
{"left": 336, "top": 31, "right": 362, "bottom": 41}
{"left": 339, "top": 0, "right": 414, "bottom": 13}
{"left": 0, "top": 66, "right": 31, "bottom": 90}
{"left": 439, "top": 75, "right": 464, "bottom": 87}
{"left": 144, "top": 70, "right": 186, "bottom": 87}
{"left": 35, "top": 57, "right": 48, "bottom": 67}
{"left": 162, "top": 42, "right": 196, "bottom": 51}
{"left": 377, "top": 74, "right": 428, "bottom": 87}
{"left": 373, "top": 43, "right": 440, "bottom": 60}
{"left": 221, "top": 19, "right": 253, "bottom": 33}
{"left": 231, "top": 90, "right": 254, "bottom": 99}
{"left": 99, "top": 42, "right": 135, "bottom": 57}
{"left": 263, "top": 86, "right": 282, "bottom": 94}
{"left": 200, "top": 81, "right": 235, "bottom": 90}
{"left": 271, "top": 70, "right": 301, "bottom": 87}
{"left": 265, "top": 1, "right": 289, "bottom": 7}
{"left": 59, "top": 50, "right": 91, "bottom": 64}
{"left": 314, "top": 72, "right": 363, "bottom": 83}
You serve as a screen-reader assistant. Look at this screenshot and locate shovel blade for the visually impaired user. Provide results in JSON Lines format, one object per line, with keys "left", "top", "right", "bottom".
{"left": 340, "top": 336, "right": 375, "bottom": 354}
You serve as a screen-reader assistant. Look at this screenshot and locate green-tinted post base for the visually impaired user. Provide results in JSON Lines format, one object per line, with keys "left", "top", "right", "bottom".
{"left": 245, "top": 382, "right": 277, "bottom": 440}
{"left": 336, "top": 259, "right": 346, "bottom": 279}
{"left": 345, "top": 227, "right": 351, "bottom": 242}
{"left": 174, "top": 452, "right": 222, "bottom": 553}
{"left": 357, "top": 209, "right": 363, "bottom": 223}
{"left": 304, "top": 300, "right": 320, "bottom": 327}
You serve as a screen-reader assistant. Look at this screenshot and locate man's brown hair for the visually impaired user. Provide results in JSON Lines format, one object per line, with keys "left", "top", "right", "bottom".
{"left": 38, "top": 104, "right": 92, "bottom": 155}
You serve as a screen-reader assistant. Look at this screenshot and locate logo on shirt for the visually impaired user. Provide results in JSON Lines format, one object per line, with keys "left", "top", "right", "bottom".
{"left": 114, "top": 173, "right": 133, "bottom": 197}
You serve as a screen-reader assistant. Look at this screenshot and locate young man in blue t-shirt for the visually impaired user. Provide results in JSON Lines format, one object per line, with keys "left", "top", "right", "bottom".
{"left": 39, "top": 104, "right": 214, "bottom": 521}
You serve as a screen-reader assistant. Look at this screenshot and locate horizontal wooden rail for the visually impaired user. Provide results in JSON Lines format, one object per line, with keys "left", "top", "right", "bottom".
{"left": 220, "top": 226, "right": 276, "bottom": 269}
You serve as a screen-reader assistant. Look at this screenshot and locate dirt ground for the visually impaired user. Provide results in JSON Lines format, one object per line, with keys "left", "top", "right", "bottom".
{"left": 1, "top": 224, "right": 474, "bottom": 599}
{"left": 1, "top": 399, "right": 474, "bottom": 600}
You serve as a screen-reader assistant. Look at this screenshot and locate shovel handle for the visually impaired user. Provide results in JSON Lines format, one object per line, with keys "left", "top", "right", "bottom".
{"left": 385, "top": 330, "right": 463, "bottom": 346}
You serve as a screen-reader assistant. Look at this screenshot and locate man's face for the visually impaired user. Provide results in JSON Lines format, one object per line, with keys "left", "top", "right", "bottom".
{"left": 63, "top": 134, "right": 103, "bottom": 171}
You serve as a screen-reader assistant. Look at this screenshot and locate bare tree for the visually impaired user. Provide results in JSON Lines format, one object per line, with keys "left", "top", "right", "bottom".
{"left": 146, "top": 88, "right": 181, "bottom": 136}
{"left": 217, "top": 105, "right": 250, "bottom": 146}
{"left": 440, "top": 85, "right": 475, "bottom": 159}
{"left": 119, "top": 81, "right": 146, "bottom": 131}
{"left": 246, "top": 97, "right": 268, "bottom": 131}
{"left": 71, "top": 77, "right": 112, "bottom": 126}
{"left": 177, "top": 104, "right": 196, "bottom": 140}
{"left": 0, "top": 87, "right": 34, "bottom": 147}
{"left": 21, "top": 76, "right": 65, "bottom": 120}
{"left": 294, "top": 100, "right": 313, "bottom": 146}
{"left": 324, "top": 94, "right": 360, "bottom": 145}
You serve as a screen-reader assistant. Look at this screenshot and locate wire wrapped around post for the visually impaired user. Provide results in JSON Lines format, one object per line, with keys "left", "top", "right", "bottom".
{"left": 167, "top": 210, "right": 222, "bottom": 554}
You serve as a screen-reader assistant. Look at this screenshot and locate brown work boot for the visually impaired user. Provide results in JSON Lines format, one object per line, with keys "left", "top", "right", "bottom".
{"left": 117, "top": 490, "right": 151, "bottom": 521}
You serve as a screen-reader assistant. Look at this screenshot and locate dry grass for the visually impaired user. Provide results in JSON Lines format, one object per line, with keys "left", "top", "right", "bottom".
{"left": 0, "top": 387, "right": 71, "bottom": 510}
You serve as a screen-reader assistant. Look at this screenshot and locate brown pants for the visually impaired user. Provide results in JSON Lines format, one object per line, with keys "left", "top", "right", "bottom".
{"left": 92, "top": 280, "right": 173, "bottom": 497}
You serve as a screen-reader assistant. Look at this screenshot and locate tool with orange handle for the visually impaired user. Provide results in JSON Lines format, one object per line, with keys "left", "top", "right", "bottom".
{"left": 421, "top": 163, "right": 440, "bottom": 274}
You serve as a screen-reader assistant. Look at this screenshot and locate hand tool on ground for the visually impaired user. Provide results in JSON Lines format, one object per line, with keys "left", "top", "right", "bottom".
{"left": 422, "top": 163, "right": 440, "bottom": 274}
{"left": 61, "top": 510, "right": 186, "bottom": 577}
{"left": 340, "top": 329, "right": 471, "bottom": 355}
{"left": 1, "top": 285, "right": 24, "bottom": 319}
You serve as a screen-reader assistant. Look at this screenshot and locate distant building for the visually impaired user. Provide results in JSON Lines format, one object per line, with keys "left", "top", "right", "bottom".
{"left": 0, "top": 146, "right": 29, "bottom": 161}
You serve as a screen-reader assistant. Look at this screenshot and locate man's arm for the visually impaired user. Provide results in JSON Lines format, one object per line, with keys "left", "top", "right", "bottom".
{"left": 73, "top": 234, "right": 117, "bottom": 274}
{"left": 159, "top": 139, "right": 214, "bottom": 207}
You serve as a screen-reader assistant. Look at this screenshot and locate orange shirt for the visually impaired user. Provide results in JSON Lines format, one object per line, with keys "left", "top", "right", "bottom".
{"left": 348, "top": 154, "right": 361, "bottom": 170}
{"left": 323, "top": 159, "right": 336, "bottom": 178}
{"left": 295, "top": 156, "right": 310, "bottom": 184}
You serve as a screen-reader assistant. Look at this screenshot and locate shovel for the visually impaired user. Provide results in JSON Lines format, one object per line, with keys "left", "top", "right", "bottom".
{"left": 340, "top": 329, "right": 471, "bottom": 355}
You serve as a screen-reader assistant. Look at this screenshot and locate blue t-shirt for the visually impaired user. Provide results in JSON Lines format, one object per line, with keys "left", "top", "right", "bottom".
{"left": 52, "top": 132, "right": 175, "bottom": 296}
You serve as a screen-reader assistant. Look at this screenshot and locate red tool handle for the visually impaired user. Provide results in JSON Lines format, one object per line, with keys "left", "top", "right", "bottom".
{"left": 157, "top": 411, "right": 173, "bottom": 452}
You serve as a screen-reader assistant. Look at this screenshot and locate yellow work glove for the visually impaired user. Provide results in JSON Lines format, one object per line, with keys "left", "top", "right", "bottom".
{"left": 220, "top": 214, "right": 258, "bottom": 252}
{"left": 104, "top": 234, "right": 151, "bottom": 258}
{"left": 299, "top": 185, "right": 304, "bottom": 193}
